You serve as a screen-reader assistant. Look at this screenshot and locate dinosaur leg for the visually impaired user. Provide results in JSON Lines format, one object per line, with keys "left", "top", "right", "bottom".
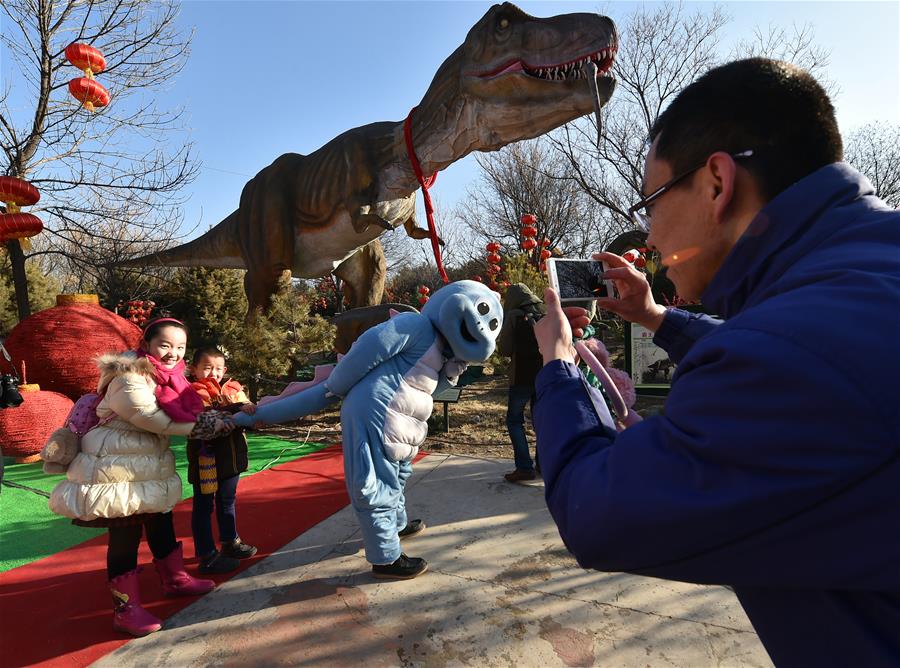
{"left": 334, "top": 239, "right": 386, "bottom": 308}
{"left": 243, "top": 268, "right": 288, "bottom": 319}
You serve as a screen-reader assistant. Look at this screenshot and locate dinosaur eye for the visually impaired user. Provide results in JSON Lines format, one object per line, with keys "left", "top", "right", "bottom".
{"left": 477, "top": 302, "right": 490, "bottom": 315}
{"left": 498, "top": 17, "right": 509, "bottom": 30}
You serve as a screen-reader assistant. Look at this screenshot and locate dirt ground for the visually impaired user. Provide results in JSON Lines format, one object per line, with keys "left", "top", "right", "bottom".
{"left": 256, "top": 367, "right": 667, "bottom": 461}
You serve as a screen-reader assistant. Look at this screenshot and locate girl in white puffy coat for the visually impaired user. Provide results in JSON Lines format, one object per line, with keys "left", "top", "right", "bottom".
{"left": 49, "top": 318, "right": 233, "bottom": 637}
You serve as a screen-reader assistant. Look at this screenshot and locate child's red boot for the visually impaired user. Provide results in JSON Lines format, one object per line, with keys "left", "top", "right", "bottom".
{"left": 153, "top": 541, "right": 215, "bottom": 596}
{"left": 109, "top": 567, "right": 162, "bottom": 637}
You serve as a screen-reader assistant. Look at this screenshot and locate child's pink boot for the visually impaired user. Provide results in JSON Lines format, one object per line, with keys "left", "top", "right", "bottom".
{"left": 109, "top": 567, "right": 163, "bottom": 637}
{"left": 153, "top": 542, "right": 215, "bottom": 596}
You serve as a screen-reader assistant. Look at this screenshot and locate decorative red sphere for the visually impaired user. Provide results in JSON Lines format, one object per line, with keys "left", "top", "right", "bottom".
{"left": 69, "top": 77, "right": 110, "bottom": 111}
{"left": 486, "top": 241, "right": 501, "bottom": 253}
{"left": 0, "top": 383, "right": 74, "bottom": 463}
{"left": 4, "top": 294, "right": 141, "bottom": 400}
{"left": 0, "top": 212, "right": 43, "bottom": 242}
{"left": 65, "top": 43, "right": 107, "bottom": 75}
{"left": 486, "top": 252, "right": 501, "bottom": 265}
{"left": 520, "top": 214, "right": 537, "bottom": 226}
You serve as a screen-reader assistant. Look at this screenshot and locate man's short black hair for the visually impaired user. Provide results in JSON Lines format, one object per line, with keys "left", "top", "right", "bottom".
{"left": 650, "top": 58, "right": 842, "bottom": 202}
{"left": 192, "top": 346, "right": 226, "bottom": 365}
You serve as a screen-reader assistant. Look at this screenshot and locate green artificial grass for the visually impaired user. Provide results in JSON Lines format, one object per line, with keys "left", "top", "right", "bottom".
{"left": 0, "top": 434, "right": 330, "bottom": 573}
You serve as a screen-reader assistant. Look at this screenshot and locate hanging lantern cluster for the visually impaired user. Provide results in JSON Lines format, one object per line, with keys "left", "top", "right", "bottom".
{"left": 65, "top": 43, "right": 110, "bottom": 112}
{"left": 483, "top": 241, "right": 503, "bottom": 292}
{"left": 622, "top": 247, "right": 648, "bottom": 269}
{"left": 539, "top": 238, "right": 552, "bottom": 272}
{"left": 0, "top": 176, "right": 43, "bottom": 246}
{"left": 520, "top": 214, "right": 538, "bottom": 251}
{"left": 116, "top": 299, "right": 155, "bottom": 327}
{"left": 417, "top": 285, "right": 430, "bottom": 306}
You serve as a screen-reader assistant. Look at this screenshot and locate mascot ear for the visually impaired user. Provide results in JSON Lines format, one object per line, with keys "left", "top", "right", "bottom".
{"left": 388, "top": 308, "right": 401, "bottom": 318}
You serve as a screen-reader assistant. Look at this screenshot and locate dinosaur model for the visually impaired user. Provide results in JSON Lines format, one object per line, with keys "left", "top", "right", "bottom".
{"left": 122, "top": 3, "right": 617, "bottom": 314}
{"left": 231, "top": 280, "right": 503, "bottom": 577}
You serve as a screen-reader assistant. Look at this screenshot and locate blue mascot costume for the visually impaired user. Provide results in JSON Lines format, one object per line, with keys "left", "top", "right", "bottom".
{"left": 233, "top": 280, "right": 503, "bottom": 578}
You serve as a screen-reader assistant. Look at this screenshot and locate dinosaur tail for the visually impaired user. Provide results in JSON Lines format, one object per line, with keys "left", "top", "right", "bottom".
{"left": 118, "top": 211, "right": 245, "bottom": 269}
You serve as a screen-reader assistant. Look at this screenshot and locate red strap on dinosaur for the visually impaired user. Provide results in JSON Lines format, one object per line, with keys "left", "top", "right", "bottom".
{"left": 404, "top": 106, "right": 450, "bottom": 284}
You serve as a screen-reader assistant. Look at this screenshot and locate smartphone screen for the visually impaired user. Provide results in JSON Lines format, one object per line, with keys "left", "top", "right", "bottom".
{"left": 548, "top": 258, "right": 613, "bottom": 302}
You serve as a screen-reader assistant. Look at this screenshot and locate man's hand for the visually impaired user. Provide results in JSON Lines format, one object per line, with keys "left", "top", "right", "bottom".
{"left": 594, "top": 251, "right": 667, "bottom": 332}
{"left": 534, "top": 288, "right": 577, "bottom": 365}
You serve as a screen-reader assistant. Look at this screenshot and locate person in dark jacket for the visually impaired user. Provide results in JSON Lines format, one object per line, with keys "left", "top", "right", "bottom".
{"left": 532, "top": 58, "right": 900, "bottom": 667}
{"left": 496, "top": 284, "right": 546, "bottom": 482}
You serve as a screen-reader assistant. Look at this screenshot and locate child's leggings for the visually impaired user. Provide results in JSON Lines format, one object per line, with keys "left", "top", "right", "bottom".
{"left": 107, "top": 512, "right": 177, "bottom": 579}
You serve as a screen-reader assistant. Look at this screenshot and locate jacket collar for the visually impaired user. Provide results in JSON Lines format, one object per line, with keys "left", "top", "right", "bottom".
{"left": 702, "top": 162, "right": 875, "bottom": 318}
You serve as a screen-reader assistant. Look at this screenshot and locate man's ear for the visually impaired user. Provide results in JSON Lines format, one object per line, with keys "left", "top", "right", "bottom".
{"left": 222, "top": 366, "right": 227, "bottom": 375}
{"left": 707, "top": 152, "right": 737, "bottom": 223}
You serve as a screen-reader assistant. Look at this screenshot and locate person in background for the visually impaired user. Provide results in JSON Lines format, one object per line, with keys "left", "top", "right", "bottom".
{"left": 532, "top": 58, "right": 900, "bottom": 666}
{"left": 496, "top": 283, "right": 546, "bottom": 482}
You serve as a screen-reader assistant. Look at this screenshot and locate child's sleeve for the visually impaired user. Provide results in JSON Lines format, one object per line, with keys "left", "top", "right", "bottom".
{"left": 107, "top": 374, "right": 195, "bottom": 436}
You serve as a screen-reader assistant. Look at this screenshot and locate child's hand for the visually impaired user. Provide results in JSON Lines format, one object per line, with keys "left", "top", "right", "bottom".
{"left": 241, "top": 403, "right": 257, "bottom": 415}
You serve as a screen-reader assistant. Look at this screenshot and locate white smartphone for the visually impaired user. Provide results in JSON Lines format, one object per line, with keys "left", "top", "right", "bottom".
{"left": 546, "top": 258, "right": 615, "bottom": 302}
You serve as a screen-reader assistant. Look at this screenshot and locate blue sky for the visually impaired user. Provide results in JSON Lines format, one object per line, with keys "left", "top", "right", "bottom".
{"left": 4, "top": 1, "right": 898, "bottom": 242}
{"left": 169, "top": 0, "right": 899, "bottom": 240}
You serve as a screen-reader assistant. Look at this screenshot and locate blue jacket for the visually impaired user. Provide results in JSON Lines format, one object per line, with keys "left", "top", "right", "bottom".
{"left": 534, "top": 163, "right": 900, "bottom": 667}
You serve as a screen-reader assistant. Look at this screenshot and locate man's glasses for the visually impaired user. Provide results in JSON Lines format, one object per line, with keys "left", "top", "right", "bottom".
{"left": 628, "top": 150, "right": 754, "bottom": 233}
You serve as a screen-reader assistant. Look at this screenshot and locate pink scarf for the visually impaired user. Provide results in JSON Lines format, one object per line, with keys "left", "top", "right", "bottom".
{"left": 136, "top": 350, "right": 204, "bottom": 423}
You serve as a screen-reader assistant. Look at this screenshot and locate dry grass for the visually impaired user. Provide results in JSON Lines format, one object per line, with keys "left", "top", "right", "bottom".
{"left": 256, "top": 367, "right": 666, "bottom": 461}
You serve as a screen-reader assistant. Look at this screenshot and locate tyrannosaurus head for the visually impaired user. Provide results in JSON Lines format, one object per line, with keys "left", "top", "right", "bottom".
{"left": 446, "top": 2, "right": 617, "bottom": 150}
{"left": 422, "top": 280, "right": 503, "bottom": 362}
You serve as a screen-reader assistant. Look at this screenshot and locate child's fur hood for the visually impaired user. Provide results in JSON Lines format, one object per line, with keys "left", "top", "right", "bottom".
{"left": 95, "top": 351, "right": 156, "bottom": 391}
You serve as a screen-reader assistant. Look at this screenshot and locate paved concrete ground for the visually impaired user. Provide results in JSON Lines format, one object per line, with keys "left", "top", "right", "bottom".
{"left": 98, "top": 454, "right": 771, "bottom": 667}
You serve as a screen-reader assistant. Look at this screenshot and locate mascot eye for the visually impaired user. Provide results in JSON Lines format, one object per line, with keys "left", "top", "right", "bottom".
{"left": 477, "top": 302, "right": 490, "bottom": 315}
{"left": 489, "top": 318, "right": 499, "bottom": 331}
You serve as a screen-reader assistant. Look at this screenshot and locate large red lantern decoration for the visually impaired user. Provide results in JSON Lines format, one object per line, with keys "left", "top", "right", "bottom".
{"left": 65, "top": 43, "right": 110, "bottom": 112}
{"left": 0, "top": 176, "right": 43, "bottom": 244}
{"left": 4, "top": 294, "right": 141, "bottom": 400}
{"left": 0, "top": 363, "right": 74, "bottom": 463}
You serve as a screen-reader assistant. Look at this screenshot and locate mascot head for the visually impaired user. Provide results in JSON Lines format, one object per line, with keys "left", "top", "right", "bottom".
{"left": 422, "top": 280, "right": 503, "bottom": 362}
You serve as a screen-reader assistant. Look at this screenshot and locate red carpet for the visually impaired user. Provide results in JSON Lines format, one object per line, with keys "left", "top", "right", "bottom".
{"left": 0, "top": 444, "right": 350, "bottom": 668}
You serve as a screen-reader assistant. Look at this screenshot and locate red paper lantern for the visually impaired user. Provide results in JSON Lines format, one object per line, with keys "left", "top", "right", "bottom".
{"left": 521, "top": 226, "right": 537, "bottom": 238}
{"left": 486, "top": 241, "right": 501, "bottom": 253}
{"left": 486, "top": 263, "right": 501, "bottom": 274}
{"left": 0, "top": 176, "right": 40, "bottom": 209}
{"left": 521, "top": 239, "right": 538, "bottom": 251}
{"left": 0, "top": 382, "right": 74, "bottom": 463}
{"left": 486, "top": 253, "right": 501, "bottom": 265}
{"left": 541, "top": 238, "right": 551, "bottom": 247}
{"left": 417, "top": 285, "right": 430, "bottom": 295}
{"left": 521, "top": 214, "right": 537, "bottom": 226}
{"left": 488, "top": 281, "right": 498, "bottom": 291}
{"left": 472, "top": 275, "right": 482, "bottom": 282}
{"left": 69, "top": 77, "right": 110, "bottom": 112}
{"left": 65, "top": 43, "right": 107, "bottom": 76}
{"left": 540, "top": 249, "right": 552, "bottom": 260}
{"left": 4, "top": 294, "right": 141, "bottom": 400}
{"left": 540, "top": 262, "right": 547, "bottom": 273}
{"left": 418, "top": 295, "right": 429, "bottom": 305}
{"left": 0, "top": 212, "right": 43, "bottom": 242}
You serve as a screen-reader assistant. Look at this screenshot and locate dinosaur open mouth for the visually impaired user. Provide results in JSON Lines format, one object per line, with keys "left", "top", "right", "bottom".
{"left": 523, "top": 47, "right": 616, "bottom": 81}
{"left": 476, "top": 47, "right": 617, "bottom": 81}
